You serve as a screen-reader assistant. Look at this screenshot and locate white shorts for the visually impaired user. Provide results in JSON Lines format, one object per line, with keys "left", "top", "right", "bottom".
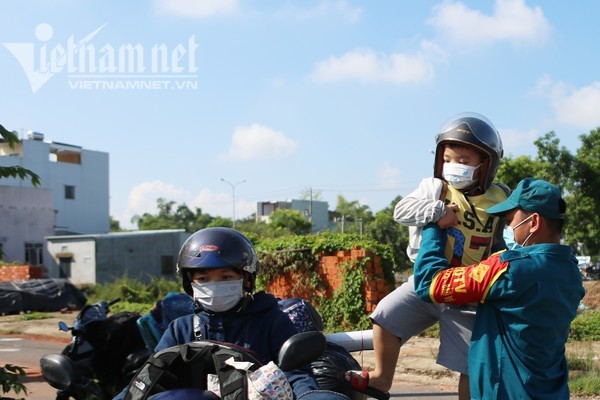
{"left": 369, "top": 276, "right": 474, "bottom": 375}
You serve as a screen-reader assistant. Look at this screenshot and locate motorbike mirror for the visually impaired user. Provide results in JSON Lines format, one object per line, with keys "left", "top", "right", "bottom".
{"left": 58, "top": 321, "right": 70, "bottom": 332}
{"left": 277, "top": 331, "right": 326, "bottom": 371}
{"left": 39, "top": 353, "right": 80, "bottom": 391}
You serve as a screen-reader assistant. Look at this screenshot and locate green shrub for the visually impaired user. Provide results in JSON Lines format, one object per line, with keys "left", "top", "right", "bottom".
{"left": 569, "top": 310, "right": 600, "bottom": 341}
{"left": 86, "top": 276, "right": 181, "bottom": 305}
{"left": 0, "top": 364, "right": 27, "bottom": 399}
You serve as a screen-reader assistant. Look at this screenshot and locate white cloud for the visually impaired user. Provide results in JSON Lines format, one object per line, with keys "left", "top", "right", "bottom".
{"left": 117, "top": 180, "right": 192, "bottom": 229}
{"left": 311, "top": 43, "right": 438, "bottom": 85}
{"left": 276, "top": 0, "right": 362, "bottom": 23}
{"left": 116, "top": 181, "right": 255, "bottom": 229}
{"left": 428, "top": 0, "right": 551, "bottom": 47}
{"left": 222, "top": 123, "right": 299, "bottom": 161}
{"left": 498, "top": 127, "right": 539, "bottom": 156}
{"left": 189, "top": 188, "right": 254, "bottom": 221}
{"left": 154, "top": 0, "right": 239, "bottom": 18}
{"left": 535, "top": 76, "right": 600, "bottom": 130}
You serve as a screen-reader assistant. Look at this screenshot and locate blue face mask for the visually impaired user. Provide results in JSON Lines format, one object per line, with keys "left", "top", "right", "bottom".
{"left": 504, "top": 214, "right": 534, "bottom": 250}
{"left": 503, "top": 226, "right": 517, "bottom": 250}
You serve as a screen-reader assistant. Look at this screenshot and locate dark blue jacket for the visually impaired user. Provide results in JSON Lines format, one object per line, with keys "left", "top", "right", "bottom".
{"left": 157, "top": 291, "right": 318, "bottom": 397}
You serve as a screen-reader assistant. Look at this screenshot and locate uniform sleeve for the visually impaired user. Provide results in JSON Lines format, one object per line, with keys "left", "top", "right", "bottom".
{"left": 394, "top": 177, "right": 446, "bottom": 227}
{"left": 414, "top": 224, "right": 509, "bottom": 304}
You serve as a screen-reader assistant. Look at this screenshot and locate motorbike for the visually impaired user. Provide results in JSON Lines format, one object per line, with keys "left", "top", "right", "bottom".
{"left": 41, "top": 295, "right": 379, "bottom": 400}
{"left": 40, "top": 297, "right": 151, "bottom": 400}
{"left": 585, "top": 262, "right": 600, "bottom": 280}
{"left": 43, "top": 331, "right": 355, "bottom": 400}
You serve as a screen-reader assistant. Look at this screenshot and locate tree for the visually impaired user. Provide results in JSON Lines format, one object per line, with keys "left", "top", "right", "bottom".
{"left": 132, "top": 198, "right": 215, "bottom": 232}
{"left": 0, "top": 124, "right": 35, "bottom": 398}
{"left": 496, "top": 129, "right": 600, "bottom": 255}
{"left": 0, "top": 124, "right": 40, "bottom": 186}
{"left": 110, "top": 216, "right": 122, "bottom": 232}
{"left": 365, "top": 195, "right": 410, "bottom": 272}
{"left": 334, "top": 195, "right": 373, "bottom": 234}
{"left": 207, "top": 216, "right": 233, "bottom": 228}
{"left": 269, "top": 209, "right": 312, "bottom": 235}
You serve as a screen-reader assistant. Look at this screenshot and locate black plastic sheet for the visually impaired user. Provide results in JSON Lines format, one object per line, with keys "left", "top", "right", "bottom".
{"left": 0, "top": 278, "right": 87, "bottom": 315}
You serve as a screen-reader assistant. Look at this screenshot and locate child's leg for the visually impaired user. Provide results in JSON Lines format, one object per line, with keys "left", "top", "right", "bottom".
{"left": 367, "top": 277, "right": 441, "bottom": 391}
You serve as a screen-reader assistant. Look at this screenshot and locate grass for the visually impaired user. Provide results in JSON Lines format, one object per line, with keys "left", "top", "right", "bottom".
{"left": 566, "top": 340, "right": 600, "bottom": 397}
{"left": 18, "top": 312, "right": 53, "bottom": 321}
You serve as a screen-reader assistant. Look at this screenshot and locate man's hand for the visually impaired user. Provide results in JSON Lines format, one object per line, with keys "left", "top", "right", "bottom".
{"left": 437, "top": 204, "right": 459, "bottom": 228}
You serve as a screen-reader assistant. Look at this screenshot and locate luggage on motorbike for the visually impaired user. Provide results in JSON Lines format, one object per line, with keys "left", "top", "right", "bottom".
{"left": 124, "top": 341, "right": 263, "bottom": 400}
{"left": 278, "top": 298, "right": 365, "bottom": 400}
{"left": 278, "top": 297, "right": 323, "bottom": 333}
{"left": 311, "top": 343, "right": 365, "bottom": 400}
{"left": 91, "top": 311, "right": 147, "bottom": 385}
{"left": 138, "top": 292, "right": 195, "bottom": 350}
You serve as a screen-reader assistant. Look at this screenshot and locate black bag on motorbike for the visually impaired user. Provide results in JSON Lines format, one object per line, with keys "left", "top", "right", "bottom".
{"left": 311, "top": 342, "right": 365, "bottom": 400}
{"left": 124, "top": 341, "right": 262, "bottom": 400}
{"left": 278, "top": 297, "right": 324, "bottom": 333}
{"left": 91, "top": 311, "right": 146, "bottom": 385}
{"left": 278, "top": 298, "right": 365, "bottom": 400}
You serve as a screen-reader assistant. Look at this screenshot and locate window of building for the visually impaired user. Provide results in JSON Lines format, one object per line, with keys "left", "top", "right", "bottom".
{"left": 161, "top": 255, "right": 175, "bottom": 275}
{"left": 58, "top": 257, "right": 72, "bottom": 278}
{"left": 65, "top": 185, "right": 76, "bottom": 199}
{"left": 24, "top": 242, "right": 44, "bottom": 265}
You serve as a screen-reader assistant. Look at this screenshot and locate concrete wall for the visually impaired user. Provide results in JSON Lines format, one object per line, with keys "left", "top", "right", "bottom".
{"left": 0, "top": 138, "right": 109, "bottom": 235}
{"left": 0, "top": 186, "right": 55, "bottom": 264}
{"left": 46, "top": 230, "right": 190, "bottom": 285}
{"left": 46, "top": 237, "right": 97, "bottom": 284}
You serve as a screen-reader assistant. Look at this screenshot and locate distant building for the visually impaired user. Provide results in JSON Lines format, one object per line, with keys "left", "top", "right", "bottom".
{"left": 256, "top": 199, "right": 332, "bottom": 233}
{"left": 0, "top": 131, "right": 109, "bottom": 265}
{"left": 46, "top": 230, "right": 190, "bottom": 285}
{"left": 0, "top": 186, "right": 55, "bottom": 264}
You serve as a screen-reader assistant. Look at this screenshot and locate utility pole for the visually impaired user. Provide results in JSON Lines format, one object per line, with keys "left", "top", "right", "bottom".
{"left": 220, "top": 178, "right": 246, "bottom": 229}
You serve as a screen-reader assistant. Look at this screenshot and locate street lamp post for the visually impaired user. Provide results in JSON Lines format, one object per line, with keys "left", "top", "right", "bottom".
{"left": 220, "top": 178, "right": 246, "bottom": 228}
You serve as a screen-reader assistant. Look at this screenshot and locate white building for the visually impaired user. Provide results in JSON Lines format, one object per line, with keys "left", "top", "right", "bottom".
{"left": 0, "top": 132, "right": 109, "bottom": 264}
{"left": 46, "top": 230, "right": 190, "bottom": 285}
{"left": 0, "top": 186, "right": 55, "bottom": 264}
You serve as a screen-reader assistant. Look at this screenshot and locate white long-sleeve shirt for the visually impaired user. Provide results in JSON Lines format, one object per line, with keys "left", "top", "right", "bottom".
{"left": 394, "top": 177, "right": 446, "bottom": 262}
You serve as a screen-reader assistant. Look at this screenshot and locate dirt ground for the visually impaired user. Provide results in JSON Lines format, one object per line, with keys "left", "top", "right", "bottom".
{"left": 582, "top": 281, "right": 600, "bottom": 309}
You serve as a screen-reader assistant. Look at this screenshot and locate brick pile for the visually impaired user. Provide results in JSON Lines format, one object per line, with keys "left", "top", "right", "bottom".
{"left": 266, "top": 248, "right": 390, "bottom": 313}
{"left": 0, "top": 265, "right": 44, "bottom": 282}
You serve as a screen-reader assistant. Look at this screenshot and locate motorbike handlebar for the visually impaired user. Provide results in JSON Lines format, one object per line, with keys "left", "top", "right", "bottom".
{"left": 108, "top": 297, "right": 121, "bottom": 306}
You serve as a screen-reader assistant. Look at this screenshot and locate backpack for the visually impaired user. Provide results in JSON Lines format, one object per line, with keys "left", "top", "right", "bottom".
{"left": 278, "top": 298, "right": 365, "bottom": 400}
{"left": 277, "top": 298, "right": 323, "bottom": 333}
{"left": 124, "top": 341, "right": 262, "bottom": 400}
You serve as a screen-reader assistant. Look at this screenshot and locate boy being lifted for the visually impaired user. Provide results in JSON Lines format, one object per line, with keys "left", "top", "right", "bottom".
{"left": 345, "top": 113, "right": 508, "bottom": 400}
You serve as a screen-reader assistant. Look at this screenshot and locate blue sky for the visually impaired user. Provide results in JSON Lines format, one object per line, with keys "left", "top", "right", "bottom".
{"left": 1, "top": 0, "right": 599, "bottom": 229}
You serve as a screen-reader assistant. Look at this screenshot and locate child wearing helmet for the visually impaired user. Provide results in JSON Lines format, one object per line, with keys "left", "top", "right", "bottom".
{"left": 115, "top": 227, "right": 349, "bottom": 400}
{"left": 344, "top": 113, "right": 509, "bottom": 400}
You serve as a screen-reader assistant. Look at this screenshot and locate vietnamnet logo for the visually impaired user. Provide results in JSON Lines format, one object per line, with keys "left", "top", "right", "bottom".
{"left": 2, "top": 23, "right": 199, "bottom": 93}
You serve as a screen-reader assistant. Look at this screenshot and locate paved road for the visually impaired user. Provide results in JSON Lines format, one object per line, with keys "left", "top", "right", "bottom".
{"left": 1, "top": 333, "right": 459, "bottom": 400}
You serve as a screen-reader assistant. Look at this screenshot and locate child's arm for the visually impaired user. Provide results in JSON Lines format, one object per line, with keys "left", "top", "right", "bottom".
{"left": 414, "top": 224, "right": 508, "bottom": 304}
{"left": 394, "top": 177, "right": 446, "bottom": 227}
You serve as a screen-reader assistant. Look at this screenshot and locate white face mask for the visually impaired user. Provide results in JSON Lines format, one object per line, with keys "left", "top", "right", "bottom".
{"left": 442, "top": 163, "right": 480, "bottom": 190}
{"left": 191, "top": 279, "right": 244, "bottom": 313}
{"left": 505, "top": 214, "right": 534, "bottom": 250}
